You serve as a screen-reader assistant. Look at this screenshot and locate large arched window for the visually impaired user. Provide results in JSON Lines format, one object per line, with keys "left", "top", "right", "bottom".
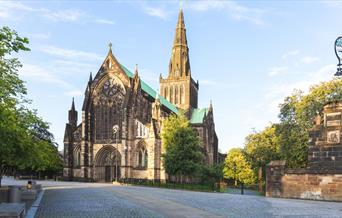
{"left": 94, "top": 77, "right": 125, "bottom": 142}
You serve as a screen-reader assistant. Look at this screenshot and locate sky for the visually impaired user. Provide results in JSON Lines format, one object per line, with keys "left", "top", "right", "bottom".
{"left": 1, "top": 0, "right": 342, "bottom": 153}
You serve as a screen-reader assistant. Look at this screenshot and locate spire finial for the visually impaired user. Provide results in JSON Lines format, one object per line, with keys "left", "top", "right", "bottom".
{"left": 71, "top": 97, "right": 75, "bottom": 111}
{"left": 89, "top": 71, "right": 93, "bottom": 82}
{"left": 108, "top": 42, "right": 112, "bottom": 51}
{"left": 209, "top": 100, "right": 213, "bottom": 111}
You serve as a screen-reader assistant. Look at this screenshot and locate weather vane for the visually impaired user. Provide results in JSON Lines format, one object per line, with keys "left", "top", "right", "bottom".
{"left": 334, "top": 36, "right": 342, "bottom": 76}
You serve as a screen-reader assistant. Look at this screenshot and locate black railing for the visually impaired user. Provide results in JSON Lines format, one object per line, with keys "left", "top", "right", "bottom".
{"left": 119, "top": 178, "right": 222, "bottom": 192}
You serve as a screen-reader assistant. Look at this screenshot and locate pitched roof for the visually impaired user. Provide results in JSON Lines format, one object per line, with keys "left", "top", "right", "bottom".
{"left": 190, "top": 108, "right": 208, "bottom": 124}
{"left": 120, "top": 64, "right": 178, "bottom": 114}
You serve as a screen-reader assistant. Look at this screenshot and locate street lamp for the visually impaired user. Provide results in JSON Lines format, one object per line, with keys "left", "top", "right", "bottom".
{"left": 334, "top": 37, "right": 342, "bottom": 76}
{"left": 112, "top": 125, "right": 119, "bottom": 182}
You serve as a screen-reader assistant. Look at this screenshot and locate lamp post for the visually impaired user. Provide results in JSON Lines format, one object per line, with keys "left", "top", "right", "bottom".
{"left": 334, "top": 36, "right": 342, "bottom": 76}
{"left": 112, "top": 125, "right": 119, "bottom": 182}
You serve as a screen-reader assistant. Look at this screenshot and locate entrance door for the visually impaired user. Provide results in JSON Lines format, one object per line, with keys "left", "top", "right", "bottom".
{"left": 105, "top": 166, "right": 111, "bottom": 182}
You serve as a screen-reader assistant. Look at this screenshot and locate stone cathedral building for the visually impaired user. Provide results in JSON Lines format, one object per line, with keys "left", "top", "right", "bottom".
{"left": 63, "top": 10, "right": 218, "bottom": 182}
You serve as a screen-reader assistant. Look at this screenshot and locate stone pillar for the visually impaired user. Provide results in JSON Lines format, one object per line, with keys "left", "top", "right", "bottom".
{"left": 266, "top": 160, "right": 286, "bottom": 197}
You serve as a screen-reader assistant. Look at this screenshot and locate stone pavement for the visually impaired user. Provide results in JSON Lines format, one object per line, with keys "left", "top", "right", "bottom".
{"left": 2, "top": 178, "right": 342, "bottom": 218}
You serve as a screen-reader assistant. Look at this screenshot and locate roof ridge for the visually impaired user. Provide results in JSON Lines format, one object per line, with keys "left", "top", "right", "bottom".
{"left": 119, "top": 64, "right": 178, "bottom": 114}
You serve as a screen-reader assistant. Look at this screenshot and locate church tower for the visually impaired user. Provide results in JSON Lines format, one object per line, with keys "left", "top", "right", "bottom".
{"left": 160, "top": 9, "right": 199, "bottom": 111}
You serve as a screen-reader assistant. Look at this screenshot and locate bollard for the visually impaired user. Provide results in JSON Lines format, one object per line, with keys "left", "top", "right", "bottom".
{"left": 8, "top": 186, "right": 21, "bottom": 203}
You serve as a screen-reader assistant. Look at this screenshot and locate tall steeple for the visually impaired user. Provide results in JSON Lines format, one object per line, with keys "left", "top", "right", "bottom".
{"left": 169, "top": 8, "right": 190, "bottom": 78}
{"left": 160, "top": 9, "right": 198, "bottom": 111}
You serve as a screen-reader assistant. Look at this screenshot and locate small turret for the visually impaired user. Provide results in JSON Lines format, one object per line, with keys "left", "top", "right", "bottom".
{"left": 209, "top": 100, "right": 213, "bottom": 112}
{"left": 68, "top": 98, "right": 78, "bottom": 127}
{"left": 88, "top": 72, "right": 93, "bottom": 83}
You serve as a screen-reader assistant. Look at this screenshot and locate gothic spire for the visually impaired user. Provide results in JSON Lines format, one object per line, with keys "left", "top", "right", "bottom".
{"left": 169, "top": 8, "right": 190, "bottom": 78}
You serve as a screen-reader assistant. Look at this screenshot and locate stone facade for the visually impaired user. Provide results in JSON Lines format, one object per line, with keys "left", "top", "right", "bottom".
{"left": 63, "top": 9, "right": 218, "bottom": 182}
{"left": 266, "top": 102, "right": 342, "bottom": 201}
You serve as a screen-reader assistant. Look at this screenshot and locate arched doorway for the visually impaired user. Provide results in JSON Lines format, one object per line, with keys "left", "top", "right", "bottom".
{"left": 94, "top": 145, "right": 121, "bottom": 182}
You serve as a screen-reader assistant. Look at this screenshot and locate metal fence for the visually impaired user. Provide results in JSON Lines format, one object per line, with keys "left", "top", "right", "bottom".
{"left": 119, "top": 178, "right": 222, "bottom": 192}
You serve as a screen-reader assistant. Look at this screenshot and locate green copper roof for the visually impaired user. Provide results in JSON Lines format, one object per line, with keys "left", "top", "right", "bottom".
{"left": 120, "top": 64, "right": 178, "bottom": 114}
{"left": 190, "top": 108, "right": 208, "bottom": 124}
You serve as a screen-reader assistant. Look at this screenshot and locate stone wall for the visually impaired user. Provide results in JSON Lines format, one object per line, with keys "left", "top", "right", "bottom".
{"left": 266, "top": 161, "right": 342, "bottom": 201}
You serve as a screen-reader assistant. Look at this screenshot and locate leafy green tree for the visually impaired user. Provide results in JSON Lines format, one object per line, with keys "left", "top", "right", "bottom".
{"left": 244, "top": 125, "right": 281, "bottom": 175}
{"left": 0, "top": 26, "right": 62, "bottom": 186}
{"left": 223, "top": 148, "right": 255, "bottom": 185}
{"left": 161, "top": 112, "right": 204, "bottom": 182}
{"left": 199, "top": 163, "right": 224, "bottom": 184}
{"left": 277, "top": 78, "right": 342, "bottom": 167}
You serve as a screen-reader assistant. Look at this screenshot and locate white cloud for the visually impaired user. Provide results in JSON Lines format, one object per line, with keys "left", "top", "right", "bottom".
{"left": 0, "top": 10, "right": 8, "bottom": 18}
{"left": 281, "top": 50, "right": 299, "bottom": 59}
{"left": 0, "top": 1, "right": 35, "bottom": 12}
{"left": 268, "top": 66, "right": 288, "bottom": 76}
{"left": 301, "top": 56, "right": 319, "bottom": 64}
{"left": 186, "top": 1, "right": 267, "bottom": 25}
{"left": 143, "top": 6, "right": 171, "bottom": 20}
{"left": 43, "top": 9, "right": 84, "bottom": 22}
{"left": 27, "top": 33, "right": 50, "bottom": 40}
{"left": 39, "top": 45, "right": 102, "bottom": 61}
{"left": 64, "top": 89, "right": 83, "bottom": 97}
{"left": 95, "top": 19, "right": 115, "bottom": 25}
{"left": 200, "top": 79, "right": 218, "bottom": 86}
{"left": 265, "top": 64, "right": 335, "bottom": 115}
{"left": 19, "top": 63, "right": 71, "bottom": 87}
{"left": 0, "top": 1, "right": 113, "bottom": 24}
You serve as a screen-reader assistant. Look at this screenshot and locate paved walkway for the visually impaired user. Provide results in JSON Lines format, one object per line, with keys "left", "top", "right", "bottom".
{"left": 2, "top": 178, "right": 342, "bottom": 217}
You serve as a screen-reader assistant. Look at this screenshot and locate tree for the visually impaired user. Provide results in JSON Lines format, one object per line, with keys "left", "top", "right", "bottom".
{"left": 277, "top": 78, "right": 342, "bottom": 167}
{"left": 161, "top": 112, "right": 204, "bottom": 182}
{"left": 223, "top": 148, "right": 255, "bottom": 185}
{"left": 199, "top": 163, "right": 224, "bottom": 184}
{"left": 244, "top": 125, "right": 281, "bottom": 176}
{"left": 0, "top": 26, "right": 62, "bottom": 186}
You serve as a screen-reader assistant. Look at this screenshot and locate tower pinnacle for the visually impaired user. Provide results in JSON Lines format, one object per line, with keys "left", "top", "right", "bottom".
{"left": 169, "top": 8, "right": 190, "bottom": 78}
{"left": 71, "top": 97, "right": 75, "bottom": 111}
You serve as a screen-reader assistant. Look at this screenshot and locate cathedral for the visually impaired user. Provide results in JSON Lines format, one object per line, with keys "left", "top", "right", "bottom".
{"left": 63, "top": 9, "right": 218, "bottom": 182}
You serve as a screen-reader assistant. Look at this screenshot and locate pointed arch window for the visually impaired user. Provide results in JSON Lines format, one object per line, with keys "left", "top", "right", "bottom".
{"left": 137, "top": 146, "right": 148, "bottom": 169}
{"left": 170, "top": 87, "right": 173, "bottom": 103}
{"left": 73, "top": 145, "right": 81, "bottom": 167}
{"left": 164, "top": 87, "right": 168, "bottom": 100}
{"left": 180, "top": 85, "right": 184, "bottom": 104}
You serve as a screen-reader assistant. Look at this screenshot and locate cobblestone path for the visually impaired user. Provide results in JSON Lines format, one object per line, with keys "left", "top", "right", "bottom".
{"left": 35, "top": 184, "right": 342, "bottom": 218}
{"left": 3, "top": 178, "right": 341, "bottom": 218}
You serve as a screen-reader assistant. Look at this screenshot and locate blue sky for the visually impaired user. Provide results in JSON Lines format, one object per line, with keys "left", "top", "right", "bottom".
{"left": 1, "top": 1, "right": 341, "bottom": 153}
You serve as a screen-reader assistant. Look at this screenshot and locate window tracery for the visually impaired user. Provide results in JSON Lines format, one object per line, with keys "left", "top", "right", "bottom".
{"left": 94, "top": 77, "right": 125, "bottom": 141}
